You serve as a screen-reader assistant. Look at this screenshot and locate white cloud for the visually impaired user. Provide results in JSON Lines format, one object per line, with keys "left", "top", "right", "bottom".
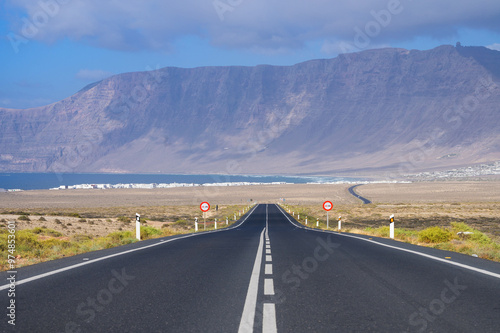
{"left": 6, "top": 0, "right": 500, "bottom": 53}
{"left": 486, "top": 43, "right": 500, "bottom": 51}
{"left": 76, "top": 69, "right": 114, "bottom": 82}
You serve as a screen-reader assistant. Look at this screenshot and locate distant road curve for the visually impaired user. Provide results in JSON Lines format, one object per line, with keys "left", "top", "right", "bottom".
{"left": 348, "top": 184, "right": 372, "bottom": 204}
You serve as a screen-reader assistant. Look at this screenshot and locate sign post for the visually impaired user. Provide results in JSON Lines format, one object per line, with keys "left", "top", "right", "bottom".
{"left": 323, "top": 201, "right": 333, "bottom": 229}
{"left": 200, "top": 202, "right": 210, "bottom": 231}
{"left": 390, "top": 214, "right": 395, "bottom": 239}
{"left": 135, "top": 213, "right": 141, "bottom": 240}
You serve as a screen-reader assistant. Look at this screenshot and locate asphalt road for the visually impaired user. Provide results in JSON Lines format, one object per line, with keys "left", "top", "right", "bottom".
{"left": 348, "top": 184, "right": 372, "bottom": 204}
{"left": 1, "top": 204, "right": 500, "bottom": 332}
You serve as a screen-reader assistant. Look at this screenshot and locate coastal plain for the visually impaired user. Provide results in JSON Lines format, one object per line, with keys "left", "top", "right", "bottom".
{"left": 0, "top": 181, "right": 499, "bottom": 238}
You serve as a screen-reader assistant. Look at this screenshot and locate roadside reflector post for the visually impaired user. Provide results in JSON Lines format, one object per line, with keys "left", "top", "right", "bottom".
{"left": 390, "top": 214, "right": 395, "bottom": 239}
{"left": 316, "top": 218, "right": 319, "bottom": 227}
{"left": 234, "top": 214, "right": 236, "bottom": 221}
{"left": 305, "top": 217, "right": 308, "bottom": 225}
{"left": 338, "top": 216, "right": 342, "bottom": 231}
{"left": 298, "top": 214, "right": 300, "bottom": 220}
{"left": 215, "top": 218, "right": 217, "bottom": 230}
{"left": 195, "top": 217, "right": 198, "bottom": 232}
{"left": 136, "top": 213, "right": 141, "bottom": 240}
{"left": 226, "top": 217, "right": 228, "bottom": 225}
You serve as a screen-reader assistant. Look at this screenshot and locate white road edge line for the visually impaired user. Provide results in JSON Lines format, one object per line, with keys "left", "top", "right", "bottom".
{"left": 0, "top": 205, "right": 259, "bottom": 291}
{"left": 275, "top": 204, "right": 500, "bottom": 280}
{"left": 263, "top": 303, "right": 278, "bottom": 333}
{"left": 238, "top": 228, "right": 266, "bottom": 333}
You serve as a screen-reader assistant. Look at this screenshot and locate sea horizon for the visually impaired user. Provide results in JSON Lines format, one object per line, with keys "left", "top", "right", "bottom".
{"left": 0, "top": 172, "right": 363, "bottom": 191}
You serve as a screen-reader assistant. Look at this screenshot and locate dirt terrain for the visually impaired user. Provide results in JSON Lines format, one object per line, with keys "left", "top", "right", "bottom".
{"left": 0, "top": 181, "right": 498, "bottom": 238}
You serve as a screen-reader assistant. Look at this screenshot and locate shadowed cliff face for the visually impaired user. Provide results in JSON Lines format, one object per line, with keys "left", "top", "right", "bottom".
{"left": 1, "top": 45, "right": 499, "bottom": 176}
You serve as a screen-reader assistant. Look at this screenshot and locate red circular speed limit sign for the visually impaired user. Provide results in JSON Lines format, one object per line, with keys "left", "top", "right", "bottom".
{"left": 200, "top": 202, "right": 210, "bottom": 212}
{"left": 323, "top": 201, "right": 333, "bottom": 211}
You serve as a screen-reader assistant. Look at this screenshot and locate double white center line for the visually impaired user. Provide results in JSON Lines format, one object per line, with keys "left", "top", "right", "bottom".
{"left": 239, "top": 205, "right": 278, "bottom": 333}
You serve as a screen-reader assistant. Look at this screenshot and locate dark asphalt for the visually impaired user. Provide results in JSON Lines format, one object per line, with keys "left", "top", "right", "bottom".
{"left": 348, "top": 184, "right": 372, "bottom": 204}
{"left": 1, "top": 204, "right": 500, "bottom": 332}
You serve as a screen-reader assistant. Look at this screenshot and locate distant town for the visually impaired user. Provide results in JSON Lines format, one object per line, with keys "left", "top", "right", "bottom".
{"left": 407, "top": 161, "right": 500, "bottom": 180}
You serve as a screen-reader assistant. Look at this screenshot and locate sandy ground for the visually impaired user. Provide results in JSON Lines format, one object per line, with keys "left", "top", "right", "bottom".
{"left": 0, "top": 182, "right": 499, "bottom": 209}
{"left": 0, "top": 181, "right": 498, "bottom": 237}
{"left": 357, "top": 181, "right": 500, "bottom": 203}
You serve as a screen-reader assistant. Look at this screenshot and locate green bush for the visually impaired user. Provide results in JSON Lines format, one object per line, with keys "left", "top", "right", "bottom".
{"left": 140, "top": 226, "right": 162, "bottom": 239}
{"left": 32, "top": 227, "right": 63, "bottom": 237}
{"left": 418, "top": 227, "right": 452, "bottom": 243}
{"left": 41, "top": 238, "right": 71, "bottom": 250}
{"left": 107, "top": 230, "right": 133, "bottom": 242}
{"left": 364, "top": 226, "right": 390, "bottom": 238}
{"left": 72, "top": 234, "right": 93, "bottom": 242}
{"left": 18, "top": 215, "right": 30, "bottom": 221}
{"left": 117, "top": 216, "right": 131, "bottom": 223}
{"left": 15, "top": 230, "right": 43, "bottom": 251}
{"left": 450, "top": 222, "right": 474, "bottom": 233}
{"left": 450, "top": 222, "right": 492, "bottom": 245}
{"left": 38, "top": 216, "right": 47, "bottom": 221}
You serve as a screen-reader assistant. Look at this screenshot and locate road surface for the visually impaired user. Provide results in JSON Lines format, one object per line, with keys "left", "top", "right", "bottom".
{"left": 1, "top": 204, "right": 500, "bottom": 332}
{"left": 348, "top": 184, "right": 372, "bottom": 204}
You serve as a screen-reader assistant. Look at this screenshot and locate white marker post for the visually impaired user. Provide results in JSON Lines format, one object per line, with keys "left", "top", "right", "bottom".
{"left": 195, "top": 217, "right": 198, "bottom": 232}
{"left": 226, "top": 217, "right": 228, "bottom": 225}
{"left": 234, "top": 214, "right": 236, "bottom": 221}
{"left": 215, "top": 218, "right": 217, "bottom": 230}
{"left": 135, "top": 213, "right": 141, "bottom": 240}
{"left": 390, "top": 214, "right": 395, "bottom": 239}
{"left": 305, "top": 217, "right": 308, "bottom": 225}
{"left": 316, "top": 218, "right": 319, "bottom": 227}
{"left": 323, "top": 201, "right": 333, "bottom": 229}
{"left": 338, "top": 216, "right": 342, "bottom": 231}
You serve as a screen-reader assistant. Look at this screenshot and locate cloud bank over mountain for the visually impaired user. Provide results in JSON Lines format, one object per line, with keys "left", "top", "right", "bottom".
{"left": 6, "top": 0, "right": 500, "bottom": 52}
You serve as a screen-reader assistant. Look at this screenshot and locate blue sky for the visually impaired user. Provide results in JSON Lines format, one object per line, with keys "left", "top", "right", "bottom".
{"left": 1, "top": 0, "right": 500, "bottom": 109}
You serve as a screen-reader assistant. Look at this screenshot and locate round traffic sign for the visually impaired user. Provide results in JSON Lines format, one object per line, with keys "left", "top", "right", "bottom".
{"left": 200, "top": 202, "right": 210, "bottom": 212}
{"left": 323, "top": 201, "right": 333, "bottom": 211}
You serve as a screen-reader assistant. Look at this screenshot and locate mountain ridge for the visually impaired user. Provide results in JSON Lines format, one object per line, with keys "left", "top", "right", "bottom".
{"left": 1, "top": 44, "right": 499, "bottom": 177}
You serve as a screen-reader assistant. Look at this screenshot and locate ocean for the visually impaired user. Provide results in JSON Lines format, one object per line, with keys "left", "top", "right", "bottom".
{"left": 0, "top": 173, "right": 359, "bottom": 191}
